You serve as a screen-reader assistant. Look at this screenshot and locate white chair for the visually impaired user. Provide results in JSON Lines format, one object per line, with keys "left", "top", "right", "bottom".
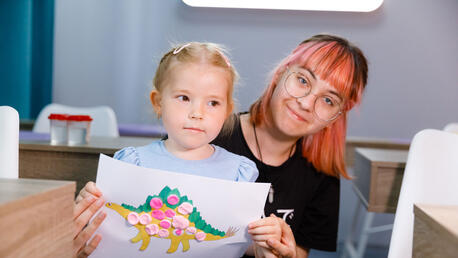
{"left": 388, "top": 129, "right": 458, "bottom": 258}
{"left": 443, "top": 122, "right": 458, "bottom": 133}
{"left": 33, "top": 103, "right": 119, "bottom": 137}
{"left": 0, "top": 106, "right": 19, "bottom": 178}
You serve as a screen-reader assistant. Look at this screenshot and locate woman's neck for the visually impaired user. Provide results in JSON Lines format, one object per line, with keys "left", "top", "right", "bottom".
{"left": 240, "top": 114, "right": 299, "bottom": 166}
{"left": 163, "top": 140, "right": 214, "bottom": 160}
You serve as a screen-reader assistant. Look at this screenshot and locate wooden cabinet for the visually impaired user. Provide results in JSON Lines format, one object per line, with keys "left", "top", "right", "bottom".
{"left": 352, "top": 148, "right": 408, "bottom": 213}
{"left": 0, "top": 178, "right": 75, "bottom": 258}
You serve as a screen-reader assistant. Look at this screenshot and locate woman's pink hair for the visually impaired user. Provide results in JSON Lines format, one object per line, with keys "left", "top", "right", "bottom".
{"left": 250, "top": 34, "right": 368, "bottom": 179}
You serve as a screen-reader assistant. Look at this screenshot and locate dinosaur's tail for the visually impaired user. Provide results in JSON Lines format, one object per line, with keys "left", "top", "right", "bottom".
{"left": 225, "top": 226, "right": 239, "bottom": 237}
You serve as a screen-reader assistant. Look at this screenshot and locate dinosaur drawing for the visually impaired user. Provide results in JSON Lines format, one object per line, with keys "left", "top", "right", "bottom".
{"left": 106, "top": 186, "right": 237, "bottom": 253}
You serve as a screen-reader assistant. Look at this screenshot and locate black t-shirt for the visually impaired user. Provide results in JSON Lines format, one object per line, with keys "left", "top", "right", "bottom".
{"left": 212, "top": 114, "right": 339, "bottom": 252}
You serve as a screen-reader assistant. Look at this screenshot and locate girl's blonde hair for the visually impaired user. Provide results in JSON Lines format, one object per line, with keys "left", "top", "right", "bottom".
{"left": 152, "top": 42, "right": 238, "bottom": 135}
{"left": 250, "top": 34, "right": 368, "bottom": 179}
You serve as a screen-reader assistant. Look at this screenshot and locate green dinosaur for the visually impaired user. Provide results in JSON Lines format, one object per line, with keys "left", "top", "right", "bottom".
{"left": 106, "top": 186, "right": 237, "bottom": 253}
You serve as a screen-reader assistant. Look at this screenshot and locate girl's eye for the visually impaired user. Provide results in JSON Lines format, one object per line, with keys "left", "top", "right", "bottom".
{"left": 208, "top": 100, "right": 220, "bottom": 107}
{"left": 177, "top": 95, "right": 189, "bottom": 102}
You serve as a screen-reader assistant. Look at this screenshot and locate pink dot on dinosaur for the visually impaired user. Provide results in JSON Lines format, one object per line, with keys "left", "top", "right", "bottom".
{"left": 149, "top": 197, "right": 163, "bottom": 209}
{"left": 172, "top": 215, "right": 190, "bottom": 230}
{"left": 127, "top": 212, "right": 140, "bottom": 225}
{"left": 158, "top": 229, "right": 169, "bottom": 238}
{"left": 177, "top": 202, "right": 193, "bottom": 215}
{"left": 195, "top": 231, "right": 206, "bottom": 241}
{"left": 152, "top": 210, "right": 165, "bottom": 220}
{"left": 145, "top": 224, "right": 159, "bottom": 235}
{"left": 165, "top": 209, "right": 176, "bottom": 218}
{"left": 167, "top": 194, "right": 179, "bottom": 205}
{"left": 159, "top": 219, "right": 171, "bottom": 229}
{"left": 186, "top": 227, "right": 197, "bottom": 235}
{"left": 174, "top": 229, "right": 183, "bottom": 236}
{"left": 139, "top": 213, "right": 152, "bottom": 225}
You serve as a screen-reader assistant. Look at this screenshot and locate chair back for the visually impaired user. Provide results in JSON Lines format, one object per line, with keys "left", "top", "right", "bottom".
{"left": 443, "top": 122, "right": 458, "bottom": 133}
{"left": 33, "top": 103, "right": 119, "bottom": 137}
{"left": 0, "top": 106, "right": 19, "bottom": 178}
{"left": 388, "top": 129, "right": 458, "bottom": 258}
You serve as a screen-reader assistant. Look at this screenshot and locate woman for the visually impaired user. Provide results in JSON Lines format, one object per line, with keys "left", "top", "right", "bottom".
{"left": 74, "top": 34, "right": 368, "bottom": 258}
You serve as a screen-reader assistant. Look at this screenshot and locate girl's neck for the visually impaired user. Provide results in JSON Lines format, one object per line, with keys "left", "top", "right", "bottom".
{"left": 163, "top": 140, "right": 214, "bottom": 160}
{"left": 240, "top": 114, "right": 299, "bottom": 166}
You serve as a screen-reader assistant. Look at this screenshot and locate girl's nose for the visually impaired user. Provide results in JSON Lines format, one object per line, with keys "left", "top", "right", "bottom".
{"left": 189, "top": 103, "right": 204, "bottom": 119}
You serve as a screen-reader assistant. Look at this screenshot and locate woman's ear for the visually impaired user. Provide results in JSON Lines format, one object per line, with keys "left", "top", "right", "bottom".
{"left": 150, "top": 90, "right": 162, "bottom": 118}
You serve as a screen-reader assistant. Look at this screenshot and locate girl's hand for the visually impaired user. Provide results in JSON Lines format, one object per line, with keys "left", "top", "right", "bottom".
{"left": 75, "top": 181, "right": 103, "bottom": 204}
{"left": 73, "top": 189, "right": 105, "bottom": 257}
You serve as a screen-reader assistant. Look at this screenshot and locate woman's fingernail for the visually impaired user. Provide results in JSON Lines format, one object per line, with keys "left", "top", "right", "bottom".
{"left": 96, "top": 198, "right": 104, "bottom": 205}
{"left": 99, "top": 211, "right": 106, "bottom": 218}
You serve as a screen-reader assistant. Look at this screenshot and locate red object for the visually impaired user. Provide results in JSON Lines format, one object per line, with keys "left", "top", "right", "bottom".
{"left": 48, "top": 113, "right": 69, "bottom": 120}
{"left": 67, "top": 115, "right": 93, "bottom": 122}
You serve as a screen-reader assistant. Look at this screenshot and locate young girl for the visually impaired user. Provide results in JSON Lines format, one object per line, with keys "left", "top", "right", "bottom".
{"left": 114, "top": 42, "right": 259, "bottom": 182}
{"left": 74, "top": 42, "right": 278, "bottom": 257}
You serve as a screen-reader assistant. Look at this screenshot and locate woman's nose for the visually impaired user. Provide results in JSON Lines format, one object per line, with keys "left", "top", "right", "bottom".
{"left": 296, "top": 93, "right": 316, "bottom": 111}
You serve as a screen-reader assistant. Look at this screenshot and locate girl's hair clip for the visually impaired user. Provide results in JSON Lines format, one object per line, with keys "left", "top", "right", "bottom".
{"left": 216, "top": 50, "right": 231, "bottom": 68}
{"left": 173, "top": 43, "right": 191, "bottom": 55}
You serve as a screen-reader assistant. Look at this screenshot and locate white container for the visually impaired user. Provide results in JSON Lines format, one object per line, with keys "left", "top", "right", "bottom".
{"left": 48, "top": 114, "right": 68, "bottom": 145}
{"left": 67, "top": 115, "right": 92, "bottom": 146}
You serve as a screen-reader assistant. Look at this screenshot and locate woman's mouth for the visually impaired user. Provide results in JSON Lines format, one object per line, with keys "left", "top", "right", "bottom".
{"left": 286, "top": 106, "right": 307, "bottom": 122}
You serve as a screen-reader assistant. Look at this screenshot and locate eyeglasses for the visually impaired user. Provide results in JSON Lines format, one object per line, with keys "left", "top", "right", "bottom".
{"left": 283, "top": 69, "right": 343, "bottom": 122}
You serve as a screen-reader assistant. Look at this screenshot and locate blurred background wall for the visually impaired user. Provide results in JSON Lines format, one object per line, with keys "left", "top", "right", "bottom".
{"left": 52, "top": 0, "right": 458, "bottom": 141}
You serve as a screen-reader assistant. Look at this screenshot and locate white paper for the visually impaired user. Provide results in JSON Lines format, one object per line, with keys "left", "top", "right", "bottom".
{"left": 91, "top": 154, "right": 270, "bottom": 258}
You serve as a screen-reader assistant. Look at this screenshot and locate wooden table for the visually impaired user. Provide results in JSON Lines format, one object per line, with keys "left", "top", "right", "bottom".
{"left": 344, "top": 147, "right": 409, "bottom": 258}
{"left": 19, "top": 136, "right": 156, "bottom": 194}
{"left": 0, "top": 178, "right": 75, "bottom": 258}
{"left": 413, "top": 204, "right": 458, "bottom": 258}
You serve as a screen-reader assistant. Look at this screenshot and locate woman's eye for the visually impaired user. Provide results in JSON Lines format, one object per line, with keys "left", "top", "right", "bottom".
{"left": 323, "top": 96, "right": 336, "bottom": 106}
{"left": 297, "top": 76, "right": 309, "bottom": 88}
{"left": 177, "top": 95, "right": 189, "bottom": 102}
{"left": 208, "top": 100, "right": 220, "bottom": 107}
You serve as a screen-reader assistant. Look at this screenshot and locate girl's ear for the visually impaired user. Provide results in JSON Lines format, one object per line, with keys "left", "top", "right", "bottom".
{"left": 150, "top": 90, "right": 162, "bottom": 118}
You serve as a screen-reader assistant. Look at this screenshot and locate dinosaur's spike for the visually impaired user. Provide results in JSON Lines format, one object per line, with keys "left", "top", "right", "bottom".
{"left": 159, "top": 186, "right": 172, "bottom": 200}
{"left": 122, "top": 195, "right": 154, "bottom": 213}
{"left": 179, "top": 195, "right": 192, "bottom": 206}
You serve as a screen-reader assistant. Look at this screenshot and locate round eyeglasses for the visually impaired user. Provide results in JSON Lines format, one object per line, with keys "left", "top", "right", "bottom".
{"left": 283, "top": 70, "right": 343, "bottom": 122}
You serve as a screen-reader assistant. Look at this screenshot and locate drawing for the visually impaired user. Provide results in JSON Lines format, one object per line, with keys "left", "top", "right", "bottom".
{"left": 106, "top": 186, "right": 238, "bottom": 253}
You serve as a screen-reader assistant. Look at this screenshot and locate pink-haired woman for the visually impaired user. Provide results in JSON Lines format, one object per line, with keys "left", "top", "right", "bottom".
{"left": 74, "top": 34, "right": 368, "bottom": 258}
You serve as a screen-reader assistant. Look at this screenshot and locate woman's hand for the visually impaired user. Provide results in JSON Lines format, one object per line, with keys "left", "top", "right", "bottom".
{"left": 265, "top": 218, "right": 299, "bottom": 258}
{"left": 248, "top": 214, "right": 283, "bottom": 258}
{"left": 73, "top": 182, "right": 106, "bottom": 258}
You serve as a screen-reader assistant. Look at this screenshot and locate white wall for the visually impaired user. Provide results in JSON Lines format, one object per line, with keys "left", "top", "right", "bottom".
{"left": 53, "top": 0, "right": 458, "bottom": 250}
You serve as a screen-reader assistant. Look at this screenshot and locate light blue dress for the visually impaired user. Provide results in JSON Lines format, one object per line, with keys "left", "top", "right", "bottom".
{"left": 113, "top": 140, "right": 258, "bottom": 182}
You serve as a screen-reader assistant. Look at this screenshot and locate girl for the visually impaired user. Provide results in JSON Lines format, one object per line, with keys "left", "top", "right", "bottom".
{"left": 73, "top": 42, "right": 278, "bottom": 257}
{"left": 114, "top": 42, "right": 258, "bottom": 181}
